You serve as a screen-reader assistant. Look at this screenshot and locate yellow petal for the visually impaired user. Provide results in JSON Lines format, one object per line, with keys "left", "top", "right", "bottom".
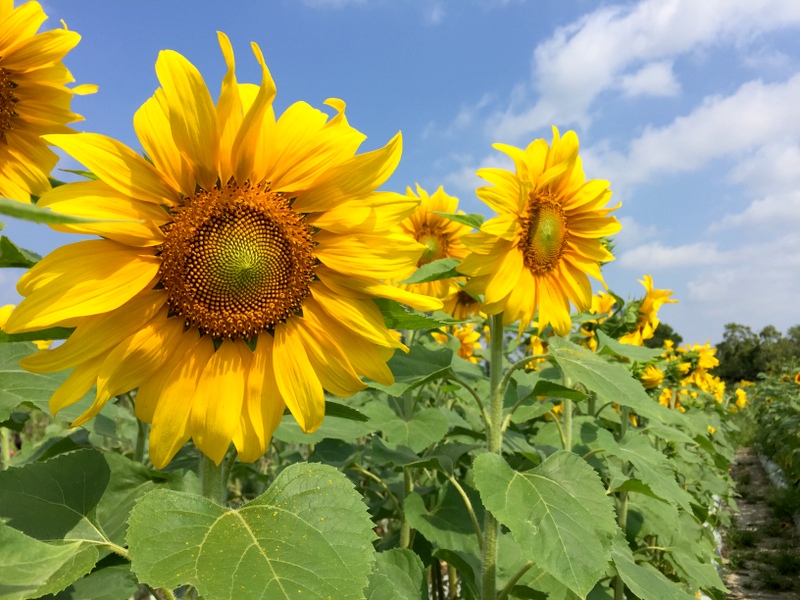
{"left": 289, "top": 317, "right": 365, "bottom": 398}
{"left": 155, "top": 49, "right": 220, "bottom": 190}
{"left": 190, "top": 339, "right": 251, "bottom": 466}
{"left": 309, "top": 192, "right": 420, "bottom": 233}
{"left": 21, "top": 290, "right": 167, "bottom": 373}
{"left": 49, "top": 353, "right": 105, "bottom": 418}
{"left": 133, "top": 92, "right": 195, "bottom": 196}
{"left": 538, "top": 277, "right": 572, "bottom": 336}
{"left": 134, "top": 327, "right": 202, "bottom": 424}
{"left": 310, "top": 282, "right": 404, "bottom": 350}
{"left": 315, "top": 231, "right": 424, "bottom": 281}
{"left": 0, "top": 2, "right": 46, "bottom": 50}
{"left": 43, "top": 133, "right": 180, "bottom": 205}
{"left": 483, "top": 246, "right": 524, "bottom": 305}
{"left": 1, "top": 28, "right": 79, "bottom": 71}
{"left": 149, "top": 338, "right": 216, "bottom": 469}
{"left": 38, "top": 180, "right": 168, "bottom": 246}
{"left": 291, "top": 131, "right": 401, "bottom": 213}
{"left": 480, "top": 213, "right": 519, "bottom": 241}
{"left": 273, "top": 321, "right": 325, "bottom": 433}
{"left": 7, "top": 242, "right": 160, "bottom": 333}
{"left": 215, "top": 31, "right": 243, "bottom": 183}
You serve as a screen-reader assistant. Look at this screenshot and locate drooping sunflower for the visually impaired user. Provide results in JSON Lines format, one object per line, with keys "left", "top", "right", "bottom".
{"left": 431, "top": 323, "right": 482, "bottom": 363}
{"left": 441, "top": 283, "right": 482, "bottom": 321}
{"left": 395, "top": 184, "right": 472, "bottom": 299}
{"left": 458, "top": 127, "right": 621, "bottom": 336}
{"left": 0, "top": 1, "right": 94, "bottom": 202}
{"left": 4, "top": 33, "right": 441, "bottom": 468}
{"left": 638, "top": 364, "right": 664, "bottom": 390}
{"left": 618, "top": 275, "right": 677, "bottom": 346}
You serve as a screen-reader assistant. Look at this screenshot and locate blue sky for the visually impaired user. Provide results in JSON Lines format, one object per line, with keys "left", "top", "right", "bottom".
{"left": 3, "top": 0, "right": 800, "bottom": 345}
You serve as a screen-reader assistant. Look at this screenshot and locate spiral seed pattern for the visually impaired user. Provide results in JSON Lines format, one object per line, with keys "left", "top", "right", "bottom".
{"left": 519, "top": 192, "right": 568, "bottom": 275}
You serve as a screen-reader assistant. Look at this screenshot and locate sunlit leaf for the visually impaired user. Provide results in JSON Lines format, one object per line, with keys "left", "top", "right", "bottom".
{"left": 365, "top": 549, "right": 427, "bottom": 600}
{"left": 399, "top": 257, "right": 460, "bottom": 284}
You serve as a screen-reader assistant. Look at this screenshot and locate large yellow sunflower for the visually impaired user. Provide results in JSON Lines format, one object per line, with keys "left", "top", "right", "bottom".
{"left": 396, "top": 184, "right": 472, "bottom": 299}
{"left": 4, "top": 33, "right": 441, "bottom": 468}
{"left": 0, "top": 1, "right": 94, "bottom": 202}
{"left": 458, "top": 127, "right": 620, "bottom": 336}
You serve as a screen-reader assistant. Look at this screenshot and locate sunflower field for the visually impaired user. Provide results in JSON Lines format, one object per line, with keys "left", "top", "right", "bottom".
{"left": 0, "top": 2, "right": 791, "bottom": 600}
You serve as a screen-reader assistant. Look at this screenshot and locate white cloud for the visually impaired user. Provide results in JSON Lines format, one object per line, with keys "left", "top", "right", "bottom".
{"left": 424, "top": 3, "right": 445, "bottom": 25}
{"left": 614, "top": 216, "right": 659, "bottom": 250}
{"left": 587, "top": 73, "right": 800, "bottom": 188}
{"left": 618, "top": 241, "right": 724, "bottom": 269}
{"left": 422, "top": 93, "right": 497, "bottom": 139}
{"left": 489, "top": 0, "right": 800, "bottom": 142}
{"left": 710, "top": 191, "right": 800, "bottom": 232}
{"left": 619, "top": 61, "right": 680, "bottom": 97}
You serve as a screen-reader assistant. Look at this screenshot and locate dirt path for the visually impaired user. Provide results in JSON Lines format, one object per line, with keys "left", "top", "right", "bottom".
{"left": 723, "top": 448, "right": 800, "bottom": 599}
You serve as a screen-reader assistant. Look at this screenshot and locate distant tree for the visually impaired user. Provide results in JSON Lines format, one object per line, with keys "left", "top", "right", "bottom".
{"left": 644, "top": 323, "right": 683, "bottom": 349}
{"left": 714, "top": 323, "right": 762, "bottom": 383}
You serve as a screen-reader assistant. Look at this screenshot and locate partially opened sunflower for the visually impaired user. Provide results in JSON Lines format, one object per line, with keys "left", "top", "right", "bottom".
{"left": 0, "top": 0, "right": 94, "bottom": 202}
{"left": 458, "top": 127, "right": 621, "bottom": 335}
{"left": 4, "top": 33, "right": 441, "bottom": 468}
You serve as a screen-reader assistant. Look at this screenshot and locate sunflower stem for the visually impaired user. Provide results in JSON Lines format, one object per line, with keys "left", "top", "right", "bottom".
{"left": 0, "top": 428, "right": 10, "bottom": 470}
{"left": 400, "top": 467, "right": 413, "bottom": 549}
{"left": 199, "top": 453, "right": 228, "bottom": 506}
{"left": 481, "top": 312, "right": 505, "bottom": 600}
{"left": 134, "top": 419, "right": 148, "bottom": 464}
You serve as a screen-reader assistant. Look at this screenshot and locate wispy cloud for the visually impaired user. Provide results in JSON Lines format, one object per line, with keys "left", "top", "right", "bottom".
{"left": 487, "top": 0, "right": 800, "bottom": 142}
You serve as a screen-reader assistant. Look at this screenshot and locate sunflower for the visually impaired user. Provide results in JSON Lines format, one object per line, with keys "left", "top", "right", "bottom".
{"left": 396, "top": 184, "right": 472, "bottom": 299}
{"left": 441, "top": 282, "right": 482, "bottom": 320}
{"left": 618, "top": 275, "right": 676, "bottom": 346}
{"left": 579, "top": 291, "right": 617, "bottom": 350}
{"left": 734, "top": 388, "right": 747, "bottom": 409}
{"left": 639, "top": 365, "right": 663, "bottom": 390}
{"left": 0, "top": 1, "right": 94, "bottom": 202}
{"left": 794, "top": 372, "right": 800, "bottom": 385}
{"left": 0, "top": 303, "right": 49, "bottom": 348}
{"left": 4, "top": 33, "right": 441, "bottom": 468}
{"left": 431, "top": 323, "right": 482, "bottom": 363}
{"left": 458, "top": 127, "right": 620, "bottom": 336}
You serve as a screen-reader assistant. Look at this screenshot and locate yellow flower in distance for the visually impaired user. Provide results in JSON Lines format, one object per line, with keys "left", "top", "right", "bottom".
{"left": 441, "top": 282, "right": 482, "bottom": 321}
{"left": 639, "top": 365, "right": 663, "bottom": 390}
{"left": 735, "top": 388, "right": 747, "bottom": 409}
{"left": 0, "top": 1, "right": 95, "bottom": 202}
{"left": 794, "top": 372, "right": 800, "bottom": 385}
{"left": 4, "top": 33, "right": 442, "bottom": 469}
{"left": 396, "top": 184, "right": 472, "bottom": 299}
{"left": 619, "top": 275, "right": 677, "bottom": 346}
{"left": 459, "top": 127, "right": 621, "bottom": 335}
{"left": 432, "top": 324, "right": 482, "bottom": 363}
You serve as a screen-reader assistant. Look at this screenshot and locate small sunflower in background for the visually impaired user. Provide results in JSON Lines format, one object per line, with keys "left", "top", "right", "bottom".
{"left": 395, "top": 184, "right": 472, "bottom": 300}
{"left": 431, "top": 324, "right": 482, "bottom": 363}
{"left": 441, "top": 284, "right": 482, "bottom": 321}
{"left": 638, "top": 365, "right": 664, "bottom": 390}
{"left": 4, "top": 33, "right": 441, "bottom": 468}
{"left": 619, "top": 275, "right": 677, "bottom": 346}
{"left": 458, "top": 126, "right": 621, "bottom": 336}
{"left": 0, "top": 0, "right": 95, "bottom": 202}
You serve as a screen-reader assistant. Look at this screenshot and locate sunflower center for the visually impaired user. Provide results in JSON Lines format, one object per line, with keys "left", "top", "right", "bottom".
{"left": 519, "top": 193, "right": 568, "bottom": 275}
{"left": 0, "top": 68, "right": 19, "bottom": 144}
{"left": 158, "top": 182, "right": 316, "bottom": 339}
{"left": 416, "top": 227, "right": 448, "bottom": 265}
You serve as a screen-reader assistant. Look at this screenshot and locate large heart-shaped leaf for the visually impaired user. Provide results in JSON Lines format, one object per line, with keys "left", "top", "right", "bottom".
{"left": 127, "top": 462, "right": 376, "bottom": 600}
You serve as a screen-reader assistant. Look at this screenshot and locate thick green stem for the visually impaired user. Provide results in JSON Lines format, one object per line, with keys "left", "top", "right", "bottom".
{"left": 0, "top": 428, "right": 10, "bottom": 470}
{"left": 400, "top": 467, "right": 413, "bottom": 549}
{"left": 614, "top": 491, "right": 630, "bottom": 600}
{"left": 134, "top": 419, "right": 148, "bottom": 464}
{"left": 562, "top": 398, "right": 573, "bottom": 452}
{"left": 199, "top": 453, "right": 228, "bottom": 506}
{"left": 481, "top": 313, "right": 505, "bottom": 600}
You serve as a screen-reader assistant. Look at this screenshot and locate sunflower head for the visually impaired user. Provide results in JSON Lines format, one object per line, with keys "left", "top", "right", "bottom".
{"left": 395, "top": 184, "right": 473, "bottom": 300}
{"left": 458, "top": 126, "right": 621, "bottom": 336}
{"left": 5, "top": 32, "right": 443, "bottom": 468}
{"left": 0, "top": 1, "right": 95, "bottom": 202}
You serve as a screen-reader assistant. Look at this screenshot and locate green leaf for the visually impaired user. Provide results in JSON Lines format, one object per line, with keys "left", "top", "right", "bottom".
{"left": 31, "top": 543, "right": 99, "bottom": 598}
{"left": 374, "top": 298, "right": 452, "bottom": 330}
{"left": 608, "top": 478, "right": 666, "bottom": 503}
{"left": 127, "top": 462, "right": 376, "bottom": 600}
{"left": 362, "top": 402, "right": 450, "bottom": 453}
{"left": 0, "top": 197, "right": 134, "bottom": 225}
{"left": 531, "top": 380, "right": 589, "bottom": 402}
{"left": 473, "top": 451, "right": 618, "bottom": 597}
{"left": 596, "top": 429, "right": 695, "bottom": 512}
{"left": 548, "top": 337, "right": 679, "bottom": 424}
{"left": 365, "top": 549, "right": 427, "bottom": 600}
{"left": 0, "top": 449, "right": 182, "bottom": 550}
{"left": 0, "top": 327, "right": 74, "bottom": 344}
{"left": 432, "top": 211, "right": 484, "bottom": 229}
{"left": 399, "top": 257, "right": 460, "bottom": 284}
{"left": 0, "top": 236, "right": 40, "bottom": 268}
{"left": 324, "top": 400, "right": 369, "bottom": 422}
{"left": 595, "top": 330, "right": 662, "bottom": 362}
{"left": 610, "top": 537, "right": 696, "bottom": 600}
{"left": 404, "top": 482, "right": 484, "bottom": 555}
{"left": 0, "top": 524, "right": 95, "bottom": 600}
{"left": 48, "top": 562, "right": 138, "bottom": 600}
{"left": 369, "top": 344, "right": 453, "bottom": 396}
{"left": 272, "top": 411, "right": 377, "bottom": 444}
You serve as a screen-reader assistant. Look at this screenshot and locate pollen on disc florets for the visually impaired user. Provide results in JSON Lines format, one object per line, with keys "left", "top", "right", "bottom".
{"left": 0, "top": 68, "right": 19, "bottom": 143}
{"left": 157, "top": 181, "right": 316, "bottom": 339}
{"left": 519, "top": 191, "right": 569, "bottom": 275}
